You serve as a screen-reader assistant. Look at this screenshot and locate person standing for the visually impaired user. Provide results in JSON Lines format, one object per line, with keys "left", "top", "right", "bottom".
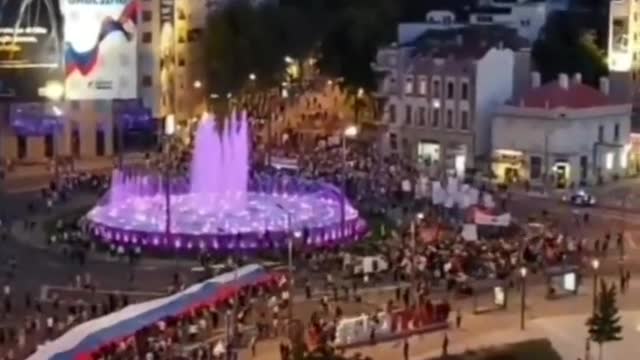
{"left": 442, "top": 332, "right": 449, "bottom": 357}
{"left": 455, "top": 309, "right": 462, "bottom": 329}
{"left": 403, "top": 338, "right": 409, "bottom": 360}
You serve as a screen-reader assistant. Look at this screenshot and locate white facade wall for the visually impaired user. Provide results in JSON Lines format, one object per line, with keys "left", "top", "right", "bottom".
{"left": 474, "top": 48, "right": 515, "bottom": 156}
{"left": 493, "top": 106, "right": 632, "bottom": 183}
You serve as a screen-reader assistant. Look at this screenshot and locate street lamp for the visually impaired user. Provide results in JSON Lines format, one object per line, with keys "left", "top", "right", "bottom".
{"left": 249, "top": 73, "right": 256, "bottom": 81}
{"left": 164, "top": 114, "right": 176, "bottom": 274}
{"left": 341, "top": 125, "right": 359, "bottom": 239}
{"left": 41, "top": 81, "right": 65, "bottom": 183}
{"left": 591, "top": 258, "right": 600, "bottom": 315}
{"left": 193, "top": 80, "right": 202, "bottom": 89}
{"left": 284, "top": 56, "right": 294, "bottom": 64}
{"left": 519, "top": 266, "right": 528, "bottom": 330}
{"left": 41, "top": 80, "right": 64, "bottom": 101}
{"left": 354, "top": 88, "right": 365, "bottom": 124}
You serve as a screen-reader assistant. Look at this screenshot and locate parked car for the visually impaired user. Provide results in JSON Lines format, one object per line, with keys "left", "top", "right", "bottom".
{"left": 561, "top": 189, "right": 596, "bottom": 206}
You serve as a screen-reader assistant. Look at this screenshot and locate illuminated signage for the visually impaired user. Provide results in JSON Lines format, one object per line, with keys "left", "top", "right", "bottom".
{"left": 61, "top": 0, "right": 138, "bottom": 100}
{"left": 0, "top": 0, "right": 62, "bottom": 101}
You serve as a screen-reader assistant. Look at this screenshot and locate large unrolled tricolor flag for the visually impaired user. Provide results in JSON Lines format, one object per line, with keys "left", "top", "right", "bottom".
{"left": 28, "top": 264, "right": 269, "bottom": 360}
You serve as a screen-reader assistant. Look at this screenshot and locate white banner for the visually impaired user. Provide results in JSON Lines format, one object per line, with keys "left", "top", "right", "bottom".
{"left": 474, "top": 209, "right": 511, "bottom": 227}
{"left": 270, "top": 156, "right": 299, "bottom": 170}
{"left": 61, "top": 0, "right": 138, "bottom": 99}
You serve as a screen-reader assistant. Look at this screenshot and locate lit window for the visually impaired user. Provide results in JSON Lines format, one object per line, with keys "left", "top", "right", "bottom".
{"left": 419, "top": 78, "right": 427, "bottom": 95}
{"left": 405, "top": 77, "right": 414, "bottom": 94}
{"left": 606, "top": 152, "right": 614, "bottom": 170}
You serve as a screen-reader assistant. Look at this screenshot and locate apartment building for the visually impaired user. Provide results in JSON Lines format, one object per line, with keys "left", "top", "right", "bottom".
{"left": 373, "top": 25, "right": 528, "bottom": 177}
{"left": 398, "top": 0, "right": 563, "bottom": 45}
{"left": 607, "top": 0, "right": 640, "bottom": 105}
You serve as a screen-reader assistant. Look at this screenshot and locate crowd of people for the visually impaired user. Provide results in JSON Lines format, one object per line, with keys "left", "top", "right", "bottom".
{"left": 1, "top": 88, "right": 632, "bottom": 360}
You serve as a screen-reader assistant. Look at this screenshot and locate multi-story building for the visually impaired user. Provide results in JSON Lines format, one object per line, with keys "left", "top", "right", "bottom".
{"left": 492, "top": 73, "right": 632, "bottom": 187}
{"left": 0, "top": 0, "right": 235, "bottom": 173}
{"left": 398, "top": 0, "right": 563, "bottom": 46}
{"left": 607, "top": 0, "right": 640, "bottom": 104}
{"left": 373, "top": 25, "right": 528, "bottom": 177}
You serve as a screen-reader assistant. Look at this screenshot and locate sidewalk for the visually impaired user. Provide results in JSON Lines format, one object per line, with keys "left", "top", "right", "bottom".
{"left": 8, "top": 193, "right": 201, "bottom": 269}
{"left": 1, "top": 154, "right": 146, "bottom": 193}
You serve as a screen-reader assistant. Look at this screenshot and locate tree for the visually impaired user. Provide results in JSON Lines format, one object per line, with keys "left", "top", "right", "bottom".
{"left": 532, "top": 11, "right": 608, "bottom": 86}
{"left": 203, "top": 0, "right": 319, "bottom": 96}
{"left": 586, "top": 280, "right": 623, "bottom": 360}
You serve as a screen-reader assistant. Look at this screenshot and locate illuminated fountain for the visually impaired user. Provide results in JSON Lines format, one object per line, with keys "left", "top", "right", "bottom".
{"left": 85, "top": 112, "right": 364, "bottom": 252}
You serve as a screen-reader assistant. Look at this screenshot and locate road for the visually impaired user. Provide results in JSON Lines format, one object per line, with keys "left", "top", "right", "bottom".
{"left": 3, "top": 183, "right": 640, "bottom": 358}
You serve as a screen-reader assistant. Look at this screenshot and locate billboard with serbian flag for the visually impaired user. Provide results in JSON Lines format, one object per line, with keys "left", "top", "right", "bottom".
{"left": 61, "top": 0, "right": 138, "bottom": 100}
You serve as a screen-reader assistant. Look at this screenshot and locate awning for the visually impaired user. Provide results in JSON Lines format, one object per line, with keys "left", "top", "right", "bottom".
{"left": 28, "top": 264, "right": 269, "bottom": 360}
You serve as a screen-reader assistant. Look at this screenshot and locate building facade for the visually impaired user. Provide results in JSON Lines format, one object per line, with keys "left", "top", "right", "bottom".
{"left": 0, "top": 0, "right": 224, "bottom": 169}
{"left": 374, "top": 25, "right": 528, "bottom": 177}
{"left": 492, "top": 73, "right": 632, "bottom": 187}
{"left": 607, "top": 0, "right": 640, "bottom": 104}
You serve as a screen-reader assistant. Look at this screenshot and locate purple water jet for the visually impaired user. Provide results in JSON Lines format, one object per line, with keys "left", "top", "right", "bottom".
{"left": 89, "top": 111, "right": 364, "bottom": 252}
{"left": 190, "top": 112, "right": 249, "bottom": 206}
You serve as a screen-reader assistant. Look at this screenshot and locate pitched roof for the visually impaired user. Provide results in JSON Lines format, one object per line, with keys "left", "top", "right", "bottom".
{"left": 511, "top": 81, "right": 616, "bottom": 109}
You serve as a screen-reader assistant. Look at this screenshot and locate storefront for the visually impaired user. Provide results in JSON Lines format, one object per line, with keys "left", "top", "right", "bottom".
{"left": 492, "top": 149, "right": 526, "bottom": 184}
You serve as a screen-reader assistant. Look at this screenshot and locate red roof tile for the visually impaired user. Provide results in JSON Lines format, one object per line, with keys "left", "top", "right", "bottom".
{"left": 513, "top": 81, "right": 615, "bottom": 109}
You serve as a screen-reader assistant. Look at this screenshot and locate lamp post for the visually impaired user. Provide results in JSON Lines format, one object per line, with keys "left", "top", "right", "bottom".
{"left": 519, "top": 266, "right": 528, "bottom": 330}
{"left": 354, "top": 87, "right": 364, "bottom": 124}
{"left": 591, "top": 258, "right": 600, "bottom": 315}
{"left": 42, "top": 81, "right": 64, "bottom": 184}
{"left": 341, "top": 125, "right": 358, "bottom": 239}
{"left": 411, "top": 212, "right": 424, "bottom": 306}
{"left": 164, "top": 114, "right": 176, "bottom": 273}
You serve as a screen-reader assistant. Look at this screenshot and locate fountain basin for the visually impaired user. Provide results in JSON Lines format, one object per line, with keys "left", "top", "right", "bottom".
{"left": 86, "top": 184, "right": 365, "bottom": 251}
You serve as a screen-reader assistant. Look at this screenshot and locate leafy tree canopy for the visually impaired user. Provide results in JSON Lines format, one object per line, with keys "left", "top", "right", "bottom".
{"left": 204, "top": 0, "right": 466, "bottom": 93}
{"left": 532, "top": 11, "right": 608, "bottom": 86}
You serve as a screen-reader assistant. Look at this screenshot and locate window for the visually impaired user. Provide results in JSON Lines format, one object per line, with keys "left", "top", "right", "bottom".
{"left": 44, "top": 134, "right": 54, "bottom": 158}
{"left": 460, "top": 110, "right": 469, "bottom": 130}
{"left": 446, "top": 110, "right": 454, "bottom": 128}
{"left": 598, "top": 125, "right": 604, "bottom": 142}
{"left": 461, "top": 82, "right": 469, "bottom": 100}
{"left": 142, "top": 10, "right": 152, "bottom": 22}
{"left": 17, "top": 135, "right": 26, "bottom": 159}
{"left": 419, "top": 78, "right": 427, "bottom": 95}
{"left": 188, "top": 29, "right": 203, "bottom": 42}
{"left": 142, "top": 32, "right": 152, "bottom": 43}
{"left": 404, "top": 77, "right": 414, "bottom": 94}
{"left": 405, "top": 105, "right": 412, "bottom": 125}
{"left": 71, "top": 101, "right": 80, "bottom": 111}
{"left": 72, "top": 127, "right": 80, "bottom": 156}
{"left": 418, "top": 107, "right": 426, "bottom": 126}
{"left": 447, "top": 81, "right": 454, "bottom": 99}
{"left": 390, "top": 133, "right": 398, "bottom": 150}
{"left": 94, "top": 100, "right": 108, "bottom": 113}
{"left": 530, "top": 156, "right": 542, "bottom": 179}
{"left": 388, "top": 104, "right": 396, "bottom": 123}
{"left": 432, "top": 109, "right": 440, "bottom": 127}
{"left": 614, "top": 123, "right": 620, "bottom": 141}
{"left": 142, "top": 75, "right": 152, "bottom": 87}
{"left": 432, "top": 79, "right": 440, "bottom": 98}
{"left": 96, "top": 129, "right": 105, "bottom": 157}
